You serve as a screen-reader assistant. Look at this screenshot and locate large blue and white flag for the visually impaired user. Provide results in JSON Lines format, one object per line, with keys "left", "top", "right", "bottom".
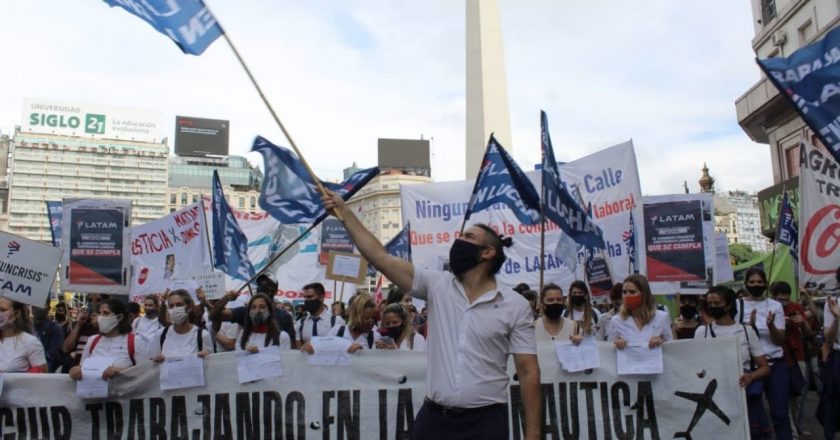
{"left": 102, "top": 0, "right": 223, "bottom": 55}
{"left": 463, "top": 135, "right": 542, "bottom": 226}
{"left": 775, "top": 192, "right": 799, "bottom": 259}
{"left": 46, "top": 201, "right": 63, "bottom": 248}
{"left": 541, "top": 111, "right": 605, "bottom": 248}
{"left": 252, "top": 136, "right": 379, "bottom": 224}
{"left": 757, "top": 26, "right": 840, "bottom": 165}
{"left": 211, "top": 170, "right": 255, "bottom": 281}
{"left": 367, "top": 223, "right": 412, "bottom": 277}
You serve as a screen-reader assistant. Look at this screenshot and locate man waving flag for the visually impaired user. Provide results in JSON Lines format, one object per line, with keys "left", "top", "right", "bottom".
{"left": 211, "top": 170, "right": 255, "bottom": 281}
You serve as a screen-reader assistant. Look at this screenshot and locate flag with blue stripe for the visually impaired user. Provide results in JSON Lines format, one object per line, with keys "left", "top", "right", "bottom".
{"left": 463, "top": 135, "right": 542, "bottom": 226}
{"left": 211, "top": 170, "right": 255, "bottom": 281}
{"left": 46, "top": 201, "right": 63, "bottom": 248}
{"left": 102, "top": 0, "right": 223, "bottom": 55}
{"left": 367, "top": 223, "right": 412, "bottom": 277}
{"left": 775, "top": 192, "right": 799, "bottom": 259}
{"left": 252, "top": 136, "right": 379, "bottom": 224}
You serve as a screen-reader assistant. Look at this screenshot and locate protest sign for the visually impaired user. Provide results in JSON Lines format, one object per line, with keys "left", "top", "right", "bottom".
{"left": 130, "top": 202, "right": 211, "bottom": 295}
{"left": 326, "top": 251, "right": 367, "bottom": 284}
{"left": 0, "top": 339, "right": 747, "bottom": 439}
{"left": 0, "top": 231, "right": 61, "bottom": 307}
{"left": 799, "top": 139, "right": 840, "bottom": 290}
{"left": 61, "top": 199, "right": 131, "bottom": 294}
{"left": 401, "top": 141, "right": 643, "bottom": 292}
{"left": 192, "top": 272, "right": 226, "bottom": 300}
{"left": 319, "top": 219, "right": 354, "bottom": 265}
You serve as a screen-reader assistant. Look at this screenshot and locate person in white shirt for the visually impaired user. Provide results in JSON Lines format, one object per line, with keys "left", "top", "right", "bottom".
{"left": 132, "top": 295, "right": 164, "bottom": 341}
{"left": 564, "top": 280, "right": 603, "bottom": 340}
{"left": 237, "top": 294, "right": 291, "bottom": 352}
{"left": 297, "top": 282, "right": 344, "bottom": 347}
{"left": 321, "top": 191, "right": 541, "bottom": 440}
{"left": 150, "top": 290, "right": 212, "bottom": 361}
{"left": 69, "top": 299, "right": 143, "bottom": 382}
{"left": 819, "top": 268, "right": 840, "bottom": 439}
{"left": 534, "top": 283, "right": 577, "bottom": 344}
{"left": 695, "top": 285, "right": 771, "bottom": 439}
{"left": 375, "top": 303, "right": 426, "bottom": 351}
{"left": 325, "top": 293, "right": 380, "bottom": 351}
{"left": 735, "top": 268, "right": 791, "bottom": 440}
{"left": 213, "top": 321, "right": 241, "bottom": 352}
{"left": 608, "top": 274, "right": 673, "bottom": 349}
{"left": 0, "top": 296, "right": 47, "bottom": 373}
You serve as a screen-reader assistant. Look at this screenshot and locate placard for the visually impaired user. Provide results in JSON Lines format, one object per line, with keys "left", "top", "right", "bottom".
{"left": 325, "top": 251, "right": 367, "bottom": 284}
{"left": 0, "top": 231, "right": 62, "bottom": 307}
{"left": 191, "top": 272, "right": 226, "bottom": 300}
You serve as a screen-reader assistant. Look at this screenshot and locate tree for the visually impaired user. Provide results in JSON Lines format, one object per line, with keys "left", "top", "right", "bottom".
{"left": 729, "top": 243, "right": 756, "bottom": 265}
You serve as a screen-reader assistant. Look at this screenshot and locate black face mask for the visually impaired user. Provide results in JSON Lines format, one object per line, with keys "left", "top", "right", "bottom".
{"left": 303, "top": 299, "right": 321, "bottom": 315}
{"left": 571, "top": 296, "right": 586, "bottom": 307}
{"left": 145, "top": 310, "right": 157, "bottom": 319}
{"left": 746, "top": 285, "right": 766, "bottom": 297}
{"left": 385, "top": 325, "right": 404, "bottom": 340}
{"left": 54, "top": 313, "right": 66, "bottom": 321}
{"left": 680, "top": 305, "right": 697, "bottom": 320}
{"left": 543, "top": 303, "right": 565, "bottom": 320}
{"left": 707, "top": 306, "right": 727, "bottom": 320}
{"left": 448, "top": 239, "right": 484, "bottom": 276}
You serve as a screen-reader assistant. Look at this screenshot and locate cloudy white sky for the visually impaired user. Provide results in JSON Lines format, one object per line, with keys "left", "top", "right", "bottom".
{"left": 0, "top": 1, "right": 769, "bottom": 195}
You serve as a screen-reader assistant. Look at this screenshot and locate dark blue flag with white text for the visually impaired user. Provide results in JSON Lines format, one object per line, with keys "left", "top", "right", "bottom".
{"left": 102, "top": 0, "right": 223, "bottom": 55}
{"left": 463, "top": 135, "right": 542, "bottom": 226}
{"left": 211, "top": 170, "right": 255, "bottom": 281}
{"left": 775, "top": 192, "right": 799, "bottom": 259}
{"left": 541, "top": 111, "right": 605, "bottom": 248}
{"left": 367, "top": 223, "right": 412, "bottom": 277}
{"left": 252, "top": 136, "right": 379, "bottom": 224}
{"left": 46, "top": 201, "right": 63, "bottom": 248}
{"left": 757, "top": 26, "right": 840, "bottom": 165}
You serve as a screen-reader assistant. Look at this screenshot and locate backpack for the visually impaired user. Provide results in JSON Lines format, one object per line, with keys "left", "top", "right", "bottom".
{"left": 160, "top": 325, "right": 204, "bottom": 352}
{"left": 88, "top": 333, "right": 136, "bottom": 366}
{"left": 337, "top": 325, "right": 375, "bottom": 349}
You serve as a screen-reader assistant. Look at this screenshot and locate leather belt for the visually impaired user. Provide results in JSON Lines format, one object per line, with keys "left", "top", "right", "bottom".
{"left": 423, "top": 398, "right": 505, "bottom": 417}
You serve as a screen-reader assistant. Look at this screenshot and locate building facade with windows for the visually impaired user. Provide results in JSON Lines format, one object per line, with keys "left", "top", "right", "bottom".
{"left": 166, "top": 155, "right": 263, "bottom": 214}
{"left": 714, "top": 190, "right": 772, "bottom": 252}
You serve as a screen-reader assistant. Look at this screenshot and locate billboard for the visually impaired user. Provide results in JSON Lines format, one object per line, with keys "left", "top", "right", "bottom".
{"left": 757, "top": 176, "right": 799, "bottom": 238}
{"left": 174, "top": 116, "right": 229, "bottom": 156}
{"left": 21, "top": 98, "right": 162, "bottom": 143}
{"left": 377, "top": 138, "right": 430, "bottom": 174}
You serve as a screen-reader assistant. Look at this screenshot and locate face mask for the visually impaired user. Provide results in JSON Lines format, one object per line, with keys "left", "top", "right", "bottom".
{"left": 145, "top": 310, "right": 157, "bottom": 319}
{"left": 250, "top": 310, "right": 269, "bottom": 326}
{"left": 0, "top": 311, "right": 11, "bottom": 329}
{"left": 448, "top": 239, "right": 484, "bottom": 276}
{"left": 168, "top": 306, "right": 189, "bottom": 325}
{"left": 680, "top": 305, "right": 697, "bottom": 320}
{"left": 54, "top": 312, "right": 67, "bottom": 321}
{"left": 384, "top": 325, "right": 404, "bottom": 340}
{"left": 624, "top": 295, "right": 643, "bottom": 311}
{"left": 98, "top": 315, "right": 119, "bottom": 334}
{"left": 303, "top": 299, "right": 321, "bottom": 315}
{"left": 707, "top": 306, "right": 727, "bottom": 320}
{"left": 746, "top": 285, "right": 765, "bottom": 297}
{"left": 571, "top": 296, "right": 586, "bottom": 307}
{"left": 543, "top": 303, "right": 565, "bottom": 320}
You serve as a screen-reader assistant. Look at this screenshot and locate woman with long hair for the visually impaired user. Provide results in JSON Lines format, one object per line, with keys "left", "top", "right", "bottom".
{"left": 534, "top": 283, "right": 577, "bottom": 344}
{"left": 607, "top": 274, "right": 673, "bottom": 349}
{"left": 375, "top": 303, "right": 426, "bottom": 351}
{"left": 151, "top": 290, "right": 212, "bottom": 362}
{"left": 564, "top": 280, "right": 603, "bottom": 339}
{"left": 69, "top": 299, "right": 140, "bottom": 381}
{"left": 0, "top": 296, "right": 47, "bottom": 373}
{"left": 238, "top": 294, "right": 291, "bottom": 352}
{"left": 328, "top": 293, "right": 380, "bottom": 352}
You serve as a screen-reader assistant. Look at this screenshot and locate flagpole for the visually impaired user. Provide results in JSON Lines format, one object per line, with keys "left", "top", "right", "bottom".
{"left": 539, "top": 157, "right": 547, "bottom": 292}
{"left": 199, "top": 195, "right": 215, "bottom": 269}
{"left": 235, "top": 222, "right": 319, "bottom": 293}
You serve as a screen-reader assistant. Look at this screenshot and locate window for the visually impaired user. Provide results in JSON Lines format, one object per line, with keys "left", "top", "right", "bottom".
{"left": 181, "top": 193, "right": 188, "bottom": 205}
{"left": 760, "top": 0, "right": 776, "bottom": 25}
{"left": 798, "top": 19, "right": 815, "bottom": 45}
{"left": 169, "top": 194, "right": 176, "bottom": 204}
{"left": 239, "top": 197, "right": 245, "bottom": 209}
{"left": 250, "top": 196, "right": 256, "bottom": 209}
{"left": 192, "top": 195, "right": 199, "bottom": 204}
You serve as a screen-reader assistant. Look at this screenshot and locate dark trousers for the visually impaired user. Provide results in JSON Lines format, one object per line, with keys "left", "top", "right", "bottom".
{"left": 766, "top": 360, "right": 792, "bottom": 440}
{"left": 747, "top": 393, "right": 771, "bottom": 439}
{"left": 820, "top": 350, "right": 840, "bottom": 440}
{"left": 413, "top": 401, "right": 509, "bottom": 440}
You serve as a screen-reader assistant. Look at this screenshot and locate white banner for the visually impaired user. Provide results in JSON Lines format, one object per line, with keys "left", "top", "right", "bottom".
{"left": 799, "top": 140, "right": 840, "bottom": 290}
{"left": 130, "top": 202, "right": 212, "bottom": 296}
{"left": 0, "top": 339, "right": 747, "bottom": 439}
{"left": 21, "top": 98, "right": 163, "bottom": 143}
{"left": 0, "top": 231, "right": 61, "bottom": 307}
{"left": 716, "top": 232, "right": 735, "bottom": 283}
{"left": 401, "top": 141, "right": 643, "bottom": 293}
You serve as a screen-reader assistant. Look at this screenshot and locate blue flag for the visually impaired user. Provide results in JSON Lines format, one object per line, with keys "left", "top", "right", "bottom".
{"left": 211, "top": 170, "right": 255, "bottom": 281}
{"left": 757, "top": 26, "right": 840, "bottom": 165}
{"left": 463, "top": 135, "right": 542, "bottom": 225}
{"left": 775, "top": 192, "right": 799, "bottom": 259}
{"left": 102, "top": 0, "right": 223, "bottom": 55}
{"left": 623, "top": 210, "right": 638, "bottom": 273}
{"left": 46, "top": 201, "right": 63, "bottom": 248}
{"left": 541, "top": 111, "right": 605, "bottom": 248}
{"left": 252, "top": 136, "right": 379, "bottom": 224}
{"left": 367, "top": 223, "right": 412, "bottom": 277}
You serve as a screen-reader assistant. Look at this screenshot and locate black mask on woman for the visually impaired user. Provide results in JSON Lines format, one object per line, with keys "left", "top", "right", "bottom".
{"left": 707, "top": 306, "right": 727, "bottom": 320}
{"left": 571, "top": 296, "right": 586, "bottom": 307}
{"left": 543, "top": 303, "right": 565, "bottom": 320}
{"left": 746, "top": 285, "right": 766, "bottom": 297}
{"left": 448, "top": 239, "right": 484, "bottom": 276}
{"left": 385, "top": 325, "right": 404, "bottom": 340}
{"left": 680, "top": 305, "right": 697, "bottom": 320}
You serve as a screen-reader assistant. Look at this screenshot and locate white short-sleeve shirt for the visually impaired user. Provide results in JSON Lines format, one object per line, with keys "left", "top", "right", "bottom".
{"left": 564, "top": 307, "right": 604, "bottom": 339}
{"left": 132, "top": 316, "right": 163, "bottom": 341}
{"left": 214, "top": 322, "right": 241, "bottom": 352}
{"left": 235, "top": 330, "right": 291, "bottom": 351}
{"left": 151, "top": 326, "right": 213, "bottom": 358}
{"left": 607, "top": 309, "right": 673, "bottom": 344}
{"left": 534, "top": 317, "right": 577, "bottom": 344}
{"left": 397, "top": 334, "right": 427, "bottom": 351}
{"left": 298, "top": 309, "right": 344, "bottom": 344}
{"left": 0, "top": 332, "right": 46, "bottom": 372}
{"left": 80, "top": 333, "right": 140, "bottom": 370}
{"left": 411, "top": 269, "right": 537, "bottom": 408}
{"left": 694, "top": 323, "right": 765, "bottom": 370}
{"left": 825, "top": 301, "right": 840, "bottom": 350}
{"left": 326, "top": 324, "right": 380, "bottom": 349}
{"left": 735, "top": 298, "right": 785, "bottom": 360}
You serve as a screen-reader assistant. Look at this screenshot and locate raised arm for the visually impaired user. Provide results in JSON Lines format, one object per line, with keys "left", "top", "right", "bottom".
{"left": 321, "top": 191, "right": 414, "bottom": 292}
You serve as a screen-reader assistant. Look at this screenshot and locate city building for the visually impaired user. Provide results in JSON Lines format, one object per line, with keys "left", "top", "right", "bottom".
{"left": 345, "top": 170, "right": 431, "bottom": 245}
{"left": 8, "top": 99, "right": 168, "bottom": 242}
{"left": 166, "top": 155, "right": 263, "bottom": 214}
{"left": 0, "top": 132, "right": 10, "bottom": 230}
{"left": 714, "top": 190, "right": 772, "bottom": 253}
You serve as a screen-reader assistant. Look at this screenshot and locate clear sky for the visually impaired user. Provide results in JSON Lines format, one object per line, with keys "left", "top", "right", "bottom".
{"left": 0, "top": 1, "right": 769, "bottom": 195}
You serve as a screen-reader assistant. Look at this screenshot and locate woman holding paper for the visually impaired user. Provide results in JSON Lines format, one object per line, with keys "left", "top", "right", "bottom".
{"left": 534, "top": 284, "right": 577, "bottom": 344}
{"left": 69, "top": 299, "right": 139, "bottom": 381}
{"left": 327, "top": 293, "right": 380, "bottom": 352}
{"left": 607, "top": 274, "right": 673, "bottom": 350}
{"left": 150, "top": 290, "right": 213, "bottom": 361}
{"left": 375, "top": 303, "right": 426, "bottom": 351}
{"left": 237, "top": 294, "right": 291, "bottom": 352}
{"left": 0, "top": 297, "right": 47, "bottom": 373}
{"left": 694, "top": 285, "right": 771, "bottom": 439}
{"left": 564, "top": 281, "right": 603, "bottom": 339}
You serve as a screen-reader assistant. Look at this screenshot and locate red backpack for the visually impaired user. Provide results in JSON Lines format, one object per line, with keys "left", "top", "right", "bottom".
{"left": 88, "top": 333, "right": 137, "bottom": 366}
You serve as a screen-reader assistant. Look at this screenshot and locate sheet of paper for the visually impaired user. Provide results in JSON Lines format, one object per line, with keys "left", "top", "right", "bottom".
{"left": 237, "top": 346, "right": 283, "bottom": 383}
{"left": 308, "top": 336, "right": 352, "bottom": 366}
{"left": 332, "top": 255, "right": 361, "bottom": 278}
{"left": 616, "top": 343, "right": 664, "bottom": 375}
{"left": 555, "top": 338, "right": 601, "bottom": 373}
{"left": 160, "top": 356, "right": 206, "bottom": 391}
{"left": 76, "top": 357, "right": 113, "bottom": 398}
